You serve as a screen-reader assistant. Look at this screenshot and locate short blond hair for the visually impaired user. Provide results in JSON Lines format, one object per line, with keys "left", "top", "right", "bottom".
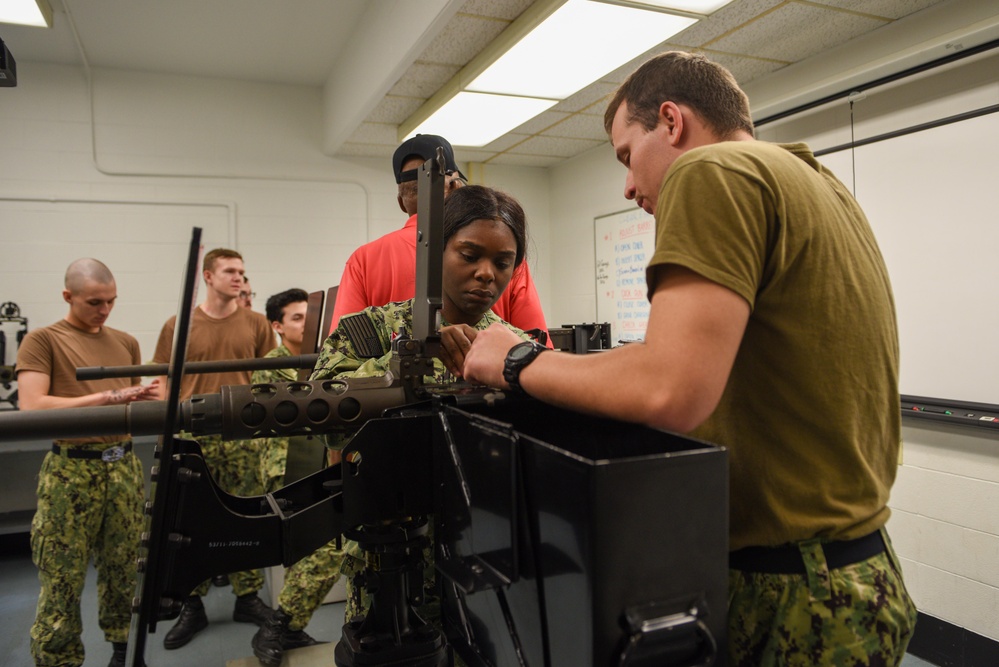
{"left": 203, "top": 248, "right": 243, "bottom": 273}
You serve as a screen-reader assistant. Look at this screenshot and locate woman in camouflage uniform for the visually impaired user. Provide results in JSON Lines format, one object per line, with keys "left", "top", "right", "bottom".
{"left": 253, "top": 185, "right": 534, "bottom": 665}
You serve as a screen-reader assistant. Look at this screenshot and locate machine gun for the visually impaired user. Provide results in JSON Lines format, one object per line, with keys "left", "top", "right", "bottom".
{"left": 0, "top": 152, "right": 729, "bottom": 667}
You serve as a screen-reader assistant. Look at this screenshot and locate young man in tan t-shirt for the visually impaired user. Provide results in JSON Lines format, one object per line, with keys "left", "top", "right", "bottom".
{"left": 152, "top": 248, "right": 276, "bottom": 650}
{"left": 17, "top": 258, "right": 158, "bottom": 667}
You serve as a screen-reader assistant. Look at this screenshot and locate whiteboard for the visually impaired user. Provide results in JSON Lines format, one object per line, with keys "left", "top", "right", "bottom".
{"left": 818, "top": 113, "right": 999, "bottom": 405}
{"left": 593, "top": 112, "right": 999, "bottom": 404}
{"left": 594, "top": 208, "right": 655, "bottom": 343}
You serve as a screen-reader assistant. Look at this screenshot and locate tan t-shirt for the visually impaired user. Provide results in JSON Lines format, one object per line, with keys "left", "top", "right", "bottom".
{"left": 648, "top": 141, "right": 900, "bottom": 550}
{"left": 16, "top": 319, "right": 142, "bottom": 446}
{"left": 153, "top": 305, "right": 275, "bottom": 400}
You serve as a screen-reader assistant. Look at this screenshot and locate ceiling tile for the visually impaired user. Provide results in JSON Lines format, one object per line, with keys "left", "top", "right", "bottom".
{"left": 541, "top": 113, "right": 608, "bottom": 142}
{"left": 509, "top": 111, "right": 574, "bottom": 135}
{"left": 387, "top": 62, "right": 462, "bottom": 98}
{"left": 702, "top": 51, "right": 789, "bottom": 83}
{"left": 554, "top": 82, "right": 619, "bottom": 114}
{"left": 806, "top": 0, "right": 943, "bottom": 20}
{"left": 419, "top": 13, "right": 512, "bottom": 67}
{"left": 669, "top": 0, "right": 785, "bottom": 48}
{"left": 365, "top": 95, "right": 426, "bottom": 124}
{"left": 709, "top": 3, "right": 887, "bottom": 63}
{"left": 484, "top": 153, "right": 565, "bottom": 168}
{"left": 504, "top": 135, "right": 604, "bottom": 158}
{"left": 457, "top": 148, "right": 501, "bottom": 163}
{"left": 459, "top": 0, "right": 536, "bottom": 21}
{"left": 478, "top": 132, "right": 532, "bottom": 153}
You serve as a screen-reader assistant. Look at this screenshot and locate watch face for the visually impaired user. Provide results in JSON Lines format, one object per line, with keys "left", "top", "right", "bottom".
{"left": 510, "top": 342, "right": 536, "bottom": 361}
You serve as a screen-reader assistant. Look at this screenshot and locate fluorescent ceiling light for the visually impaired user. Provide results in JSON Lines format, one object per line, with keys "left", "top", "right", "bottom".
{"left": 401, "top": 0, "right": 732, "bottom": 147}
{"left": 0, "top": 0, "right": 53, "bottom": 28}
{"left": 466, "top": 0, "right": 697, "bottom": 100}
{"left": 407, "top": 92, "right": 558, "bottom": 147}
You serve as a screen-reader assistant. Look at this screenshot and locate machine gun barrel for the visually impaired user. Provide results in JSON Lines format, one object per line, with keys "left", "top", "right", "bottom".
{"left": 0, "top": 400, "right": 169, "bottom": 441}
{"left": 76, "top": 354, "right": 320, "bottom": 381}
{"left": 0, "top": 374, "right": 418, "bottom": 443}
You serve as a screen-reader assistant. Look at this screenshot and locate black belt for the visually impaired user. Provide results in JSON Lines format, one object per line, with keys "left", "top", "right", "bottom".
{"left": 729, "top": 531, "right": 885, "bottom": 574}
{"left": 52, "top": 442, "right": 133, "bottom": 462}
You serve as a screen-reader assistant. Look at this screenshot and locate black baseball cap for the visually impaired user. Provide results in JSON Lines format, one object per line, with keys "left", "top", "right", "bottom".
{"left": 393, "top": 134, "right": 466, "bottom": 184}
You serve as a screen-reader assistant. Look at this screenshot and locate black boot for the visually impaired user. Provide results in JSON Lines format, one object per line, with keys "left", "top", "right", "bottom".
{"left": 233, "top": 592, "right": 274, "bottom": 627}
{"left": 109, "top": 642, "right": 146, "bottom": 667}
{"left": 252, "top": 608, "right": 323, "bottom": 667}
{"left": 163, "top": 595, "right": 209, "bottom": 650}
{"left": 108, "top": 642, "right": 126, "bottom": 667}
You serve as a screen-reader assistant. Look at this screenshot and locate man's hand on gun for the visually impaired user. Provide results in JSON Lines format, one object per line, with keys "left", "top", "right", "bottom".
{"left": 103, "top": 379, "right": 161, "bottom": 405}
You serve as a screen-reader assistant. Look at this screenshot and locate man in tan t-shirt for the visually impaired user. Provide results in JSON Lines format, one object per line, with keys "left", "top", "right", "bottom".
{"left": 17, "top": 258, "right": 158, "bottom": 667}
{"left": 152, "top": 247, "right": 276, "bottom": 650}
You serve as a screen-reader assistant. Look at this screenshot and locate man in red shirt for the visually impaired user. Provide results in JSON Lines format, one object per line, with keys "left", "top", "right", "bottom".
{"left": 330, "top": 134, "right": 550, "bottom": 345}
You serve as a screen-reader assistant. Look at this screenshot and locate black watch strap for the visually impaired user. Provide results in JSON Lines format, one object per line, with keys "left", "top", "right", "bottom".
{"left": 503, "top": 340, "right": 546, "bottom": 394}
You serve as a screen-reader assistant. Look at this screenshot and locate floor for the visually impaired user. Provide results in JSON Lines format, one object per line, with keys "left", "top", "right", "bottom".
{"left": 0, "top": 532, "right": 346, "bottom": 667}
{"left": 0, "top": 531, "right": 939, "bottom": 667}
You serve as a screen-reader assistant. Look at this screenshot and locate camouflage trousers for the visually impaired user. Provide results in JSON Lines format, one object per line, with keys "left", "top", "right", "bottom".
{"left": 727, "top": 529, "right": 917, "bottom": 666}
{"left": 278, "top": 538, "right": 344, "bottom": 631}
{"left": 190, "top": 435, "right": 266, "bottom": 597}
{"left": 256, "top": 435, "right": 288, "bottom": 494}
{"left": 30, "top": 443, "right": 143, "bottom": 667}
{"left": 341, "top": 533, "right": 439, "bottom": 626}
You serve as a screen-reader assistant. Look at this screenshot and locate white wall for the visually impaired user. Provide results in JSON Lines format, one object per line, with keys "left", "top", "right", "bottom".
{"left": 0, "top": 62, "right": 552, "bottom": 361}
{"left": 547, "top": 143, "right": 624, "bottom": 327}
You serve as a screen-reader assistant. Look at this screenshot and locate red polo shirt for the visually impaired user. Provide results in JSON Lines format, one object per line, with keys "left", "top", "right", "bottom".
{"left": 331, "top": 215, "right": 549, "bottom": 345}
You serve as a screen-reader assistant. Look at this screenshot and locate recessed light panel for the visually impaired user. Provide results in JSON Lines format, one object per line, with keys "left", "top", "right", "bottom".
{"left": 0, "top": 0, "right": 52, "bottom": 28}
{"left": 407, "top": 91, "right": 558, "bottom": 147}
{"left": 466, "top": 0, "right": 697, "bottom": 100}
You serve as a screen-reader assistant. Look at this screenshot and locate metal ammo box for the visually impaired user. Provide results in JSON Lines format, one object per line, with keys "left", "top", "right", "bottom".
{"left": 434, "top": 399, "right": 728, "bottom": 667}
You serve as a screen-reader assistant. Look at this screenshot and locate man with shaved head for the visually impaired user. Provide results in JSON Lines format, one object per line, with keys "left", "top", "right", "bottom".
{"left": 17, "top": 258, "right": 158, "bottom": 667}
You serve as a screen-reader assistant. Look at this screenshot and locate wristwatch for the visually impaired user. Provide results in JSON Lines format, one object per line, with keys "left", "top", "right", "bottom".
{"left": 502, "top": 340, "right": 547, "bottom": 394}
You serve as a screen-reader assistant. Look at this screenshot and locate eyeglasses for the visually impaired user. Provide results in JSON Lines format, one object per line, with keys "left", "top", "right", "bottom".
{"left": 239, "top": 291, "right": 256, "bottom": 300}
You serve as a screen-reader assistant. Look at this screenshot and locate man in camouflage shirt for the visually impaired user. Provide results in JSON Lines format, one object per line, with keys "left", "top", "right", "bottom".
{"left": 250, "top": 288, "right": 343, "bottom": 666}
{"left": 251, "top": 288, "right": 310, "bottom": 492}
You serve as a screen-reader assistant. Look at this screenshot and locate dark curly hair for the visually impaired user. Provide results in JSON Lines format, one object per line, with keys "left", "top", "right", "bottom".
{"left": 265, "top": 288, "right": 309, "bottom": 324}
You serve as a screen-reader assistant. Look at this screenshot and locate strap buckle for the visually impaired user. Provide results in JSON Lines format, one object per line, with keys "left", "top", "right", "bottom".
{"left": 101, "top": 445, "right": 126, "bottom": 462}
